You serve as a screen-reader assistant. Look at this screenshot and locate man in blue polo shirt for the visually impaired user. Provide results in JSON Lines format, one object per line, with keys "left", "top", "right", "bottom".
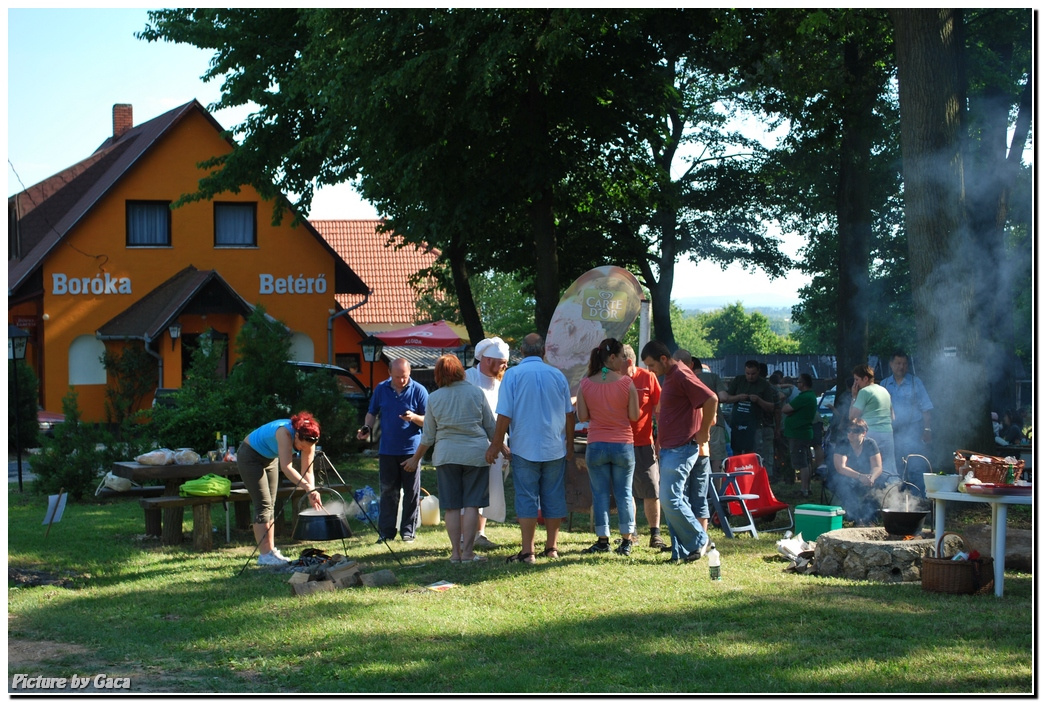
{"left": 357, "top": 358, "right": 428, "bottom": 542}
{"left": 486, "top": 333, "right": 575, "bottom": 565}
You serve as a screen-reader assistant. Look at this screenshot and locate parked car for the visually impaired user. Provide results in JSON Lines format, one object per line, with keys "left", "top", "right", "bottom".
{"left": 152, "top": 388, "right": 180, "bottom": 409}
{"left": 37, "top": 408, "right": 65, "bottom": 437}
{"left": 287, "top": 361, "right": 377, "bottom": 448}
{"left": 817, "top": 385, "right": 836, "bottom": 421}
{"left": 287, "top": 361, "right": 371, "bottom": 419}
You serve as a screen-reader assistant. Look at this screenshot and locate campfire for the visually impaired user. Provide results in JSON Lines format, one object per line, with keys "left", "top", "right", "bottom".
{"left": 814, "top": 527, "right": 942, "bottom": 583}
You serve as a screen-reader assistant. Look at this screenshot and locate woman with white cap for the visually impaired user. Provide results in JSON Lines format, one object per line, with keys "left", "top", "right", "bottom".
{"left": 464, "top": 336, "right": 511, "bottom": 549}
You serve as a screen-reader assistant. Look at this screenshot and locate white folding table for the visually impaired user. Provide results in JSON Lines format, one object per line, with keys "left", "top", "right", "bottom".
{"left": 926, "top": 489, "right": 1032, "bottom": 597}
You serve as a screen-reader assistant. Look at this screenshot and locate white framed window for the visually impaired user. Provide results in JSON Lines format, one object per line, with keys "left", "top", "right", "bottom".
{"left": 289, "top": 332, "right": 314, "bottom": 363}
{"left": 69, "top": 335, "right": 107, "bottom": 384}
{"left": 126, "top": 201, "right": 171, "bottom": 246}
{"left": 214, "top": 202, "right": 256, "bottom": 247}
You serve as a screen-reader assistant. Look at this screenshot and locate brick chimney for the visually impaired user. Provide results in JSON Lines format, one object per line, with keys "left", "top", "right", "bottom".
{"left": 113, "top": 104, "right": 133, "bottom": 139}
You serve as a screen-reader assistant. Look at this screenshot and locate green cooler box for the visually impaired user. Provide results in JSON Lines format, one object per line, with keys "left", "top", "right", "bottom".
{"left": 794, "top": 504, "right": 845, "bottom": 541}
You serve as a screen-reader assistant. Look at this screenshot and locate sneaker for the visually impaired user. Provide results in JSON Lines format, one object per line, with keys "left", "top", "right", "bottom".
{"left": 683, "top": 549, "right": 703, "bottom": 563}
{"left": 583, "top": 540, "right": 611, "bottom": 554}
{"left": 648, "top": 534, "right": 666, "bottom": 550}
{"left": 258, "top": 550, "right": 290, "bottom": 567}
{"left": 401, "top": 536, "right": 415, "bottom": 542}
{"left": 615, "top": 539, "right": 633, "bottom": 556}
{"left": 473, "top": 534, "right": 499, "bottom": 550}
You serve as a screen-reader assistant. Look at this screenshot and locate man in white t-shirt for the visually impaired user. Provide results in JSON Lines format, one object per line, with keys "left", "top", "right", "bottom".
{"left": 464, "top": 336, "right": 510, "bottom": 549}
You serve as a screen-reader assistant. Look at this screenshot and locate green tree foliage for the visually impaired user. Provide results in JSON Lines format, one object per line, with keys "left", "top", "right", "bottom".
{"left": 29, "top": 390, "right": 113, "bottom": 501}
{"left": 701, "top": 303, "right": 800, "bottom": 356}
{"left": 713, "top": 8, "right": 901, "bottom": 380}
{"left": 8, "top": 359, "right": 40, "bottom": 450}
{"left": 101, "top": 342, "right": 158, "bottom": 429}
{"left": 150, "top": 334, "right": 241, "bottom": 452}
{"left": 416, "top": 266, "right": 536, "bottom": 349}
{"left": 148, "top": 308, "right": 358, "bottom": 456}
{"left": 139, "top": 9, "right": 659, "bottom": 338}
{"left": 669, "top": 304, "right": 715, "bottom": 359}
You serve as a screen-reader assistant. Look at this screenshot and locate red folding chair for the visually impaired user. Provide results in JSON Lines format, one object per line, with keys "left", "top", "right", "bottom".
{"left": 721, "top": 453, "right": 794, "bottom": 533}
{"left": 728, "top": 447, "right": 791, "bottom": 531}
{"left": 708, "top": 455, "right": 759, "bottom": 538}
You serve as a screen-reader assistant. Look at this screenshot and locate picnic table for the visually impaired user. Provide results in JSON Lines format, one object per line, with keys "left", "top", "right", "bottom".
{"left": 111, "top": 460, "right": 245, "bottom": 548}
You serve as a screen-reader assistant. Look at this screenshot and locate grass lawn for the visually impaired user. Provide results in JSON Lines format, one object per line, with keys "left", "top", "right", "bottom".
{"left": 7, "top": 453, "right": 1034, "bottom": 694}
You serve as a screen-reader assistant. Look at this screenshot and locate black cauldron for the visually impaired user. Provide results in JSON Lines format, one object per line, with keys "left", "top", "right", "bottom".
{"left": 291, "top": 488, "right": 353, "bottom": 541}
{"left": 881, "top": 509, "right": 929, "bottom": 536}
{"left": 880, "top": 481, "right": 928, "bottom": 536}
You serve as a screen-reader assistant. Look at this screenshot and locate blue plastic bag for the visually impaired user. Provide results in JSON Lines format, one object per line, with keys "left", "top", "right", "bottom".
{"left": 352, "top": 485, "right": 380, "bottom": 525}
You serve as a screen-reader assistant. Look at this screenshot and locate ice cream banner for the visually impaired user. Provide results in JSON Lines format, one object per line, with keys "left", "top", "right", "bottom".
{"left": 545, "top": 266, "right": 645, "bottom": 395}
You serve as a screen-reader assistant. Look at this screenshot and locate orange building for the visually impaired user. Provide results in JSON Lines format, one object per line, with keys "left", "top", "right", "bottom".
{"left": 8, "top": 101, "right": 378, "bottom": 422}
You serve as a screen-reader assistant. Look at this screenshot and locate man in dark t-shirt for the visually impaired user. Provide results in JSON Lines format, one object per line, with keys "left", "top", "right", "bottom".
{"left": 719, "top": 360, "right": 777, "bottom": 457}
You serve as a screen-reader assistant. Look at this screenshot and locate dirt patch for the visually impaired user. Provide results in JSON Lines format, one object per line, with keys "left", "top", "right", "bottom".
{"left": 8, "top": 567, "right": 90, "bottom": 589}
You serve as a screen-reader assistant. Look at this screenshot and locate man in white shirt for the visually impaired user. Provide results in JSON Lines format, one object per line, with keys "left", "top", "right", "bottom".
{"left": 464, "top": 336, "right": 510, "bottom": 549}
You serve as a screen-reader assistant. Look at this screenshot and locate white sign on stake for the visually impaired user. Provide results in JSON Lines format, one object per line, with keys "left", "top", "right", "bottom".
{"left": 43, "top": 490, "right": 67, "bottom": 537}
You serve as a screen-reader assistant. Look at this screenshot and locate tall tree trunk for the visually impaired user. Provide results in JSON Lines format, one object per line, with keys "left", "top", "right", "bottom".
{"left": 530, "top": 187, "right": 560, "bottom": 337}
{"left": 647, "top": 208, "right": 679, "bottom": 351}
{"left": 525, "top": 75, "right": 561, "bottom": 338}
{"left": 966, "top": 47, "right": 1031, "bottom": 412}
{"left": 892, "top": 8, "right": 992, "bottom": 460}
{"left": 834, "top": 38, "right": 874, "bottom": 384}
{"left": 444, "top": 239, "right": 485, "bottom": 345}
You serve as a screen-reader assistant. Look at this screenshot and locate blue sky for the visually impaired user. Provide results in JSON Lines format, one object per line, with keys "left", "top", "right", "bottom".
{"left": 6, "top": 8, "right": 809, "bottom": 306}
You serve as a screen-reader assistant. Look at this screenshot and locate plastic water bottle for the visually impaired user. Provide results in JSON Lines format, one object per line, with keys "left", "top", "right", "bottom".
{"left": 707, "top": 543, "right": 721, "bottom": 580}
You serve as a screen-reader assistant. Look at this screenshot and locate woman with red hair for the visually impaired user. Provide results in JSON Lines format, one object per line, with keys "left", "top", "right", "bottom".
{"left": 239, "top": 411, "right": 323, "bottom": 566}
{"left": 403, "top": 354, "right": 496, "bottom": 563}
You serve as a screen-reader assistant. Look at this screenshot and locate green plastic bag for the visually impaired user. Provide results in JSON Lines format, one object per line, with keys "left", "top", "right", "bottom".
{"left": 179, "top": 473, "right": 232, "bottom": 498}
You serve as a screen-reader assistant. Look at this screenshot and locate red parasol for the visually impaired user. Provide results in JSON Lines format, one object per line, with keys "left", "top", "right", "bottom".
{"left": 373, "top": 320, "right": 468, "bottom": 348}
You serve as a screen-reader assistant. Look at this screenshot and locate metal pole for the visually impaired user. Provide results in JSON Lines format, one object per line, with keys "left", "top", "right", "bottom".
{"left": 12, "top": 358, "right": 23, "bottom": 492}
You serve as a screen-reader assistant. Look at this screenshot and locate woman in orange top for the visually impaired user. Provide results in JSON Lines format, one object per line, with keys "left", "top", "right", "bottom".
{"left": 576, "top": 338, "right": 639, "bottom": 556}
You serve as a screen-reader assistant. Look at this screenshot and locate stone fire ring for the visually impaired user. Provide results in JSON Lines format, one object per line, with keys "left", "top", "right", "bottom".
{"left": 814, "top": 527, "right": 957, "bottom": 583}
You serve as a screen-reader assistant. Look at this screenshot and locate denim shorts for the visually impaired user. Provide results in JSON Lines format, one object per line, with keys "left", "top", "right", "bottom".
{"left": 511, "top": 454, "right": 567, "bottom": 519}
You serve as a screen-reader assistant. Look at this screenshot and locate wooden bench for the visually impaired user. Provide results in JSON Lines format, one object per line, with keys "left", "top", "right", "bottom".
{"left": 139, "top": 484, "right": 350, "bottom": 550}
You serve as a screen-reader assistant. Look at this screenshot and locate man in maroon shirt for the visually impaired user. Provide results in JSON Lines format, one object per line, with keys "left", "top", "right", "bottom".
{"left": 640, "top": 340, "right": 718, "bottom": 563}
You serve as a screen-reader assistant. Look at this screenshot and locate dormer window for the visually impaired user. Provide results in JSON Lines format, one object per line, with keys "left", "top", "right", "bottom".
{"left": 126, "top": 201, "right": 171, "bottom": 246}
{"left": 214, "top": 202, "right": 256, "bottom": 247}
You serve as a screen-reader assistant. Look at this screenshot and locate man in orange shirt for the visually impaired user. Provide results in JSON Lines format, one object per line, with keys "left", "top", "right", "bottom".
{"left": 621, "top": 344, "right": 666, "bottom": 550}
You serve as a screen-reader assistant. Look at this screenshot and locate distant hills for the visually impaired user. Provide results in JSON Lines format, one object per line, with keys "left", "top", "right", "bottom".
{"left": 673, "top": 293, "right": 800, "bottom": 312}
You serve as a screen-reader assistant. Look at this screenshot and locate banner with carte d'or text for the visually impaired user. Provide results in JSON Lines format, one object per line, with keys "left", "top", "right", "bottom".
{"left": 544, "top": 266, "right": 644, "bottom": 396}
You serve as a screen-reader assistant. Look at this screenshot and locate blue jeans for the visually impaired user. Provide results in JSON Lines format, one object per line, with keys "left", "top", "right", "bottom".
{"left": 660, "top": 443, "right": 708, "bottom": 560}
{"left": 511, "top": 454, "right": 567, "bottom": 519}
{"left": 586, "top": 441, "right": 636, "bottom": 537}
{"left": 685, "top": 453, "right": 712, "bottom": 520}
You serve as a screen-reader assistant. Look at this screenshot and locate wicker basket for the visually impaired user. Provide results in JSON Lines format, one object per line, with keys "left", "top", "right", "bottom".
{"left": 953, "top": 449, "right": 1024, "bottom": 483}
{"left": 921, "top": 533, "right": 994, "bottom": 595}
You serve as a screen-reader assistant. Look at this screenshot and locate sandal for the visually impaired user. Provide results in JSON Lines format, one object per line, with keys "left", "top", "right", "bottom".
{"left": 540, "top": 547, "right": 560, "bottom": 559}
{"left": 506, "top": 551, "right": 536, "bottom": 565}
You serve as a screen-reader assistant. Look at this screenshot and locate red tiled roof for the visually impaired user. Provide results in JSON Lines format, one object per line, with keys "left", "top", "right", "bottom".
{"left": 310, "top": 220, "right": 443, "bottom": 327}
